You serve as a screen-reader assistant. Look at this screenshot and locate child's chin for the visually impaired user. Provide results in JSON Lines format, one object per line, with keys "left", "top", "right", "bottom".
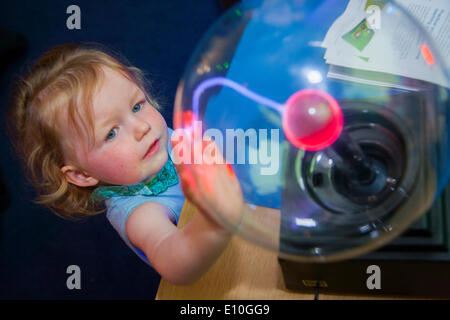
{"left": 149, "top": 149, "right": 169, "bottom": 173}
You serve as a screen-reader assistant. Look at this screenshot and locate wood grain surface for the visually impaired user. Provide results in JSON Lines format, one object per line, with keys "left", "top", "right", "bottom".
{"left": 155, "top": 201, "right": 393, "bottom": 300}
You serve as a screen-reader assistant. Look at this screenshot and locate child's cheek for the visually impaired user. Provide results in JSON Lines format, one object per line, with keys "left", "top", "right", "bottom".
{"left": 100, "top": 159, "right": 127, "bottom": 181}
{"left": 90, "top": 150, "right": 138, "bottom": 185}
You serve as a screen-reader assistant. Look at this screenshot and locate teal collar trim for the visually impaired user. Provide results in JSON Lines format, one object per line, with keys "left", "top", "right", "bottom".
{"left": 90, "top": 156, "right": 179, "bottom": 201}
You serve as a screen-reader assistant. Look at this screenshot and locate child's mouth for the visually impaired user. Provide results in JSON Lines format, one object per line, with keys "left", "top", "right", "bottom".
{"left": 144, "top": 138, "right": 160, "bottom": 159}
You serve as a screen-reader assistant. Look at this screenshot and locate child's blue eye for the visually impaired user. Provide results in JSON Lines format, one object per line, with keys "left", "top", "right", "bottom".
{"left": 106, "top": 128, "right": 117, "bottom": 141}
{"left": 132, "top": 103, "right": 142, "bottom": 113}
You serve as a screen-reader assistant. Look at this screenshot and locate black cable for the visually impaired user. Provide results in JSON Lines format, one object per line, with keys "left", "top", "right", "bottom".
{"left": 314, "top": 282, "right": 320, "bottom": 300}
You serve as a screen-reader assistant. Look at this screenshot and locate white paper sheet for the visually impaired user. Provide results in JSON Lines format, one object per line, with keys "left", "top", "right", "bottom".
{"left": 322, "top": 0, "right": 450, "bottom": 88}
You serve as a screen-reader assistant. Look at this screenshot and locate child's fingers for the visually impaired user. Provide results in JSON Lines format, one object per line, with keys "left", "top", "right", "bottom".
{"left": 171, "top": 131, "right": 242, "bottom": 218}
{"left": 178, "top": 165, "right": 200, "bottom": 201}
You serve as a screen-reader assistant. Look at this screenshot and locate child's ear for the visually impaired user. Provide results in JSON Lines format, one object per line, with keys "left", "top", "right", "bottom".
{"left": 61, "top": 165, "right": 99, "bottom": 187}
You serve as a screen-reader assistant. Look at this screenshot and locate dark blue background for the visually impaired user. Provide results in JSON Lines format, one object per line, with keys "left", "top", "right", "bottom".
{"left": 0, "top": 0, "right": 224, "bottom": 299}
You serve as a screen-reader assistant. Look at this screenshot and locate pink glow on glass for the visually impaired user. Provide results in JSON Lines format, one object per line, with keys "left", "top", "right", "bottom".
{"left": 183, "top": 110, "right": 195, "bottom": 128}
{"left": 282, "top": 89, "right": 343, "bottom": 151}
{"left": 421, "top": 44, "right": 435, "bottom": 65}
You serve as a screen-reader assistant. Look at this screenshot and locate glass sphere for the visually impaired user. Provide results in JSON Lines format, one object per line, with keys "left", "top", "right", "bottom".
{"left": 173, "top": 0, "right": 450, "bottom": 262}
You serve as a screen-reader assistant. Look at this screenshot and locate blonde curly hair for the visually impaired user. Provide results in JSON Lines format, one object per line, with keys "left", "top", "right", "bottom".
{"left": 8, "top": 43, "right": 159, "bottom": 220}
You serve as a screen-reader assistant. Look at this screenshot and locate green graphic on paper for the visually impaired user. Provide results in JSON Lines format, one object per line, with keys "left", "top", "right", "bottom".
{"left": 342, "top": 19, "right": 374, "bottom": 52}
{"left": 359, "top": 56, "right": 370, "bottom": 62}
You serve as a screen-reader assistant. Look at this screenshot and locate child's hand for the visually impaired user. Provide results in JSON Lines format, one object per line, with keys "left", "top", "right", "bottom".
{"left": 171, "top": 132, "right": 244, "bottom": 230}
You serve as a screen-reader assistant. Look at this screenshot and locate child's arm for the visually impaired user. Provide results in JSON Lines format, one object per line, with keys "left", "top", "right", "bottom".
{"left": 126, "top": 200, "right": 232, "bottom": 285}
{"left": 126, "top": 145, "right": 243, "bottom": 285}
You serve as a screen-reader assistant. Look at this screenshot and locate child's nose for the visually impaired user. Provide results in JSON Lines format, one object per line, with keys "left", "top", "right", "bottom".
{"left": 134, "top": 120, "right": 151, "bottom": 141}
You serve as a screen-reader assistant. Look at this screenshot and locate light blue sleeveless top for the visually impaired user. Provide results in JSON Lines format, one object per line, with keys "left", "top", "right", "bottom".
{"left": 103, "top": 128, "right": 185, "bottom": 266}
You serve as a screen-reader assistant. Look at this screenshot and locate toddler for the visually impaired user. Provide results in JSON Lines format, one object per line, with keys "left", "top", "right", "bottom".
{"left": 8, "top": 43, "right": 243, "bottom": 285}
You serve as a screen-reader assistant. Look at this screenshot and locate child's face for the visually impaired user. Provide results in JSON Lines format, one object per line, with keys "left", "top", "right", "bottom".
{"left": 61, "top": 67, "right": 169, "bottom": 186}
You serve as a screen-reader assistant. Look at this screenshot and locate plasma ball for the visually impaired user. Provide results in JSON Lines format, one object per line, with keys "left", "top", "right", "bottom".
{"left": 282, "top": 89, "right": 343, "bottom": 151}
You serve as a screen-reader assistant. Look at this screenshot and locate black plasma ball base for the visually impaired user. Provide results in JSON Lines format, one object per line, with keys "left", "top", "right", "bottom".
{"left": 279, "top": 96, "right": 450, "bottom": 298}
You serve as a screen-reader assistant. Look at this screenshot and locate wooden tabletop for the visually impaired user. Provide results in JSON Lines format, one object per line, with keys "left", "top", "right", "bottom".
{"left": 156, "top": 201, "right": 385, "bottom": 300}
